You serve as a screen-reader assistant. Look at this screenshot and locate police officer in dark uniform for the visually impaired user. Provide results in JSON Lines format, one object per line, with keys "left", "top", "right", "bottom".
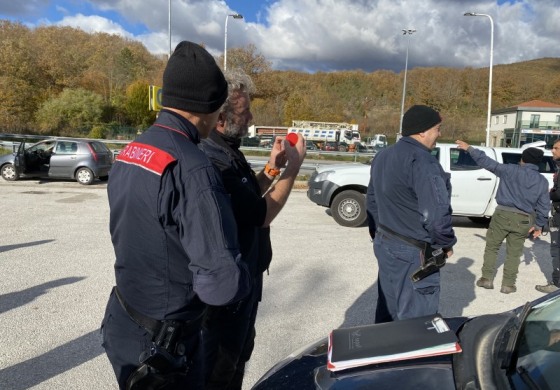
{"left": 101, "top": 41, "right": 250, "bottom": 389}
{"left": 536, "top": 138, "right": 560, "bottom": 294}
{"left": 200, "top": 69, "right": 306, "bottom": 389}
{"left": 367, "top": 105, "right": 456, "bottom": 322}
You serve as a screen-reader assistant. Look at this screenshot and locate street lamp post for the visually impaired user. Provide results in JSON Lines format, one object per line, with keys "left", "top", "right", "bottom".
{"left": 398, "top": 29, "right": 416, "bottom": 137}
{"left": 168, "top": 0, "right": 172, "bottom": 58}
{"left": 224, "top": 13, "right": 243, "bottom": 71}
{"left": 464, "top": 12, "right": 494, "bottom": 147}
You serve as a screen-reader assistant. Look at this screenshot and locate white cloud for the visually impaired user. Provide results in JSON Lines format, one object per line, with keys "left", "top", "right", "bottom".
{"left": 56, "top": 14, "right": 133, "bottom": 38}
{"left": 2, "top": 0, "right": 559, "bottom": 72}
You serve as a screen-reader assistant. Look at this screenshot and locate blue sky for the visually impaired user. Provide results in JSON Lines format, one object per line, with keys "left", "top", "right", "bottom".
{"left": 1, "top": 0, "right": 559, "bottom": 73}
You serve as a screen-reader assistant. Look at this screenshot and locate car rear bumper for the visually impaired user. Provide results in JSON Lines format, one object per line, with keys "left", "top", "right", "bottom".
{"left": 93, "top": 165, "right": 112, "bottom": 178}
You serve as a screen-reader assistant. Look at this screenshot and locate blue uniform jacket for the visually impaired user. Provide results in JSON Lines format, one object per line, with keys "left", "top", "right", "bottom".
{"left": 467, "top": 146, "right": 550, "bottom": 228}
{"left": 108, "top": 110, "right": 250, "bottom": 321}
{"left": 366, "top": 137, "right": 457, "bottom": 249}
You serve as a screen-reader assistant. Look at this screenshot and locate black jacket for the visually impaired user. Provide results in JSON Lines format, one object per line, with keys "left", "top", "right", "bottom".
{"left": 108, "top": 110, "right": 250, "bottom": 321}
{"left": 200, "top": 130, "right": 272, "bottom": 298}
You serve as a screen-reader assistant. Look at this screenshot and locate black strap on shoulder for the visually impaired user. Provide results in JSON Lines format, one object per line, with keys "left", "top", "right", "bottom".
{"left": 377, "top": 223, "right": 427, "bottom": 250}
{"left": 114, "top": 287, "right": 162, "bottom": 337}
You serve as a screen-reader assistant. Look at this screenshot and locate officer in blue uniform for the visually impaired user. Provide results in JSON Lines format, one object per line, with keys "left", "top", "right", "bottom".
{"left": 367, "top": 105, "right": 456, "bottom": 322}
{"left": 101, "top": 41, "right": 250, "bottom": 389}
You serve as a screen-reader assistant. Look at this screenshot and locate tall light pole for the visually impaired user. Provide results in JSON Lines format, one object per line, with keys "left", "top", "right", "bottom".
{"left": 398, "top": 29, "right": 416, "bottom": 136}
{"left": 168, "top": 0, "right": 172, "bottom": 58}
{"left": 224, "top": 13, "right": 243, "bottom": 71}
{"left": 464, "top": 12, "right": 494, "bottom": 146}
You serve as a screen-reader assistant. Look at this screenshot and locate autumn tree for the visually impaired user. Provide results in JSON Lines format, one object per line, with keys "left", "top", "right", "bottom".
{"left": 124, "top": 81, "right": 157, "bottom": 128}
{"left": 221, "top": 43, "right": 271, "bottom": 77}
{"left": 35, "top": 88, "right": 104, "bottom": 135}
{"left": 0, "top": 21, "right": 42, "bottom": 131}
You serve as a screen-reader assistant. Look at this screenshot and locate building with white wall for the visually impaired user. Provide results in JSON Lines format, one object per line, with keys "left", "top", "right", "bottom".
{"left": 490, "top": 100, "right": 560, "bottom": 147}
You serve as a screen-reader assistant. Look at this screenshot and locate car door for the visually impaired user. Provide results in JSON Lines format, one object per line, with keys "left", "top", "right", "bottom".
{"left": 49, "top": 141, "right": 78, "bottom": 178}
{"left": 447, "top": 147, "right": 497, "bottom": 215}
{"left": 14, "top": 141, "right": 26, "bottom": 176}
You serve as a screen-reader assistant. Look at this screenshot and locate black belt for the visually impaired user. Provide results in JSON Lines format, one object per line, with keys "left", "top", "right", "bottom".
{"left": 114, "top": 286, "right": 203, "bottom": 337}
{"left": 377, "top": 223, "right": 427, "bottom": 250}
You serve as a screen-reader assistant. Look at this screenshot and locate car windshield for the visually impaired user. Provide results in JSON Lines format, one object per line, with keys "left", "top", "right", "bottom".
{"left": 510, "top": 294, "right": 560, "bottom": 388}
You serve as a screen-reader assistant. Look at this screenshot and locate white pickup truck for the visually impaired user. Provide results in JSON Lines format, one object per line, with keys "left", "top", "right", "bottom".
{"left": 307, "top": 143, "right": 555, "bottom": 227}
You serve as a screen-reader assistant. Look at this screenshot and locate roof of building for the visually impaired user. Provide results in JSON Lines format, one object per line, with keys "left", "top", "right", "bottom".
{"left": 493, "top": 99, "right": 560, "bottom": 114}
{"left": 514, "top": 100, "right": 560, "bottom": 109}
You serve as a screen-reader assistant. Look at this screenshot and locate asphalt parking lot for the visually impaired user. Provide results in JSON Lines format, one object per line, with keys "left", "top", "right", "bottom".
{"left": 0, "top": 178, "right": 553, "bottom": 389}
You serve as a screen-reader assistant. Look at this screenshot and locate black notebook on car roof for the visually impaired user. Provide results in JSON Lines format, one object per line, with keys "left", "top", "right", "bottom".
{"left": 327, "top": 314, "right": 462, "bottom": 372}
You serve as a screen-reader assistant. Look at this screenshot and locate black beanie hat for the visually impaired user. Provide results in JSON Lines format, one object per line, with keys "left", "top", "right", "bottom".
{"left": 522, "top": 147, "right": 544, "bottom": 165}
{"left": 402, "top": 105, "right": 442, "bottom": 136}
{"left": 162, "top": 41, "right": 228, "bottom": 114}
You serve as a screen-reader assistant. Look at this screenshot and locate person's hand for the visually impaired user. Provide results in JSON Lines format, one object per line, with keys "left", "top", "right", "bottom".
{"left": 444, "top": 248, "right": 453, "bottom": 258}
{"left": 455, "top": 140, "right": 470, "bottom": 151}
{"left": 268, "top": 137, "right": 288, "bottom": 169}
{"left": 528, "top": 226, "right": 542, "bottom": 239}
{"left": 284, "top": 133, "right": 306, "bottom": 174}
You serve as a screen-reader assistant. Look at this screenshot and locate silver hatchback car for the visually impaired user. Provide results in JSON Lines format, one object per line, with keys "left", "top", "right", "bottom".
{"left": 0, "top": 138, "right": 113, "bottom": 185}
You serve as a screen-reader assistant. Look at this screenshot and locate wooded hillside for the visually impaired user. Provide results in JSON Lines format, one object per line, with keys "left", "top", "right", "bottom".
{"left": 2, "top": 20, "right": 559, "bottom": 143}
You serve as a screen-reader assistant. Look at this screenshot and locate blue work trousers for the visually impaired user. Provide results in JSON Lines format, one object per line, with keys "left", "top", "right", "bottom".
{"left": 374, "top": 230, "right": 440, "bottom": 321}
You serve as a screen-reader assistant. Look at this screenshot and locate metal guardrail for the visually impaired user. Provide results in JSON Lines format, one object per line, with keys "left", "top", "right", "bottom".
{"left": 0, "top": 133, "right": 132, "bottom": 144}
{"left": 1, "top": 133, "right": 376, "bottom": 162}
{"left": 239, "top": 145, "right": 376, "bottom": 161}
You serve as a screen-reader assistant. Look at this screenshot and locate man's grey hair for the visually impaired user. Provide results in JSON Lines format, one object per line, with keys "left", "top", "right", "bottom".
{"left": 220, "top": 68, "right": 256, "bottom": 115}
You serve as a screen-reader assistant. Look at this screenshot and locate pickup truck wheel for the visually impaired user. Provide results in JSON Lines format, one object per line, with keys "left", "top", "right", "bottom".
{"left": 331, "top": 190, "right": 366, "bottom": 227}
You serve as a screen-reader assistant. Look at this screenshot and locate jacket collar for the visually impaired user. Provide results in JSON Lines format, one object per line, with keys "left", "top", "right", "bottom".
{"left": 400, "top": 136, "right": 432, "bottom": 153}
{"left": 156, "top": 109, "right": 201, "bottom": 144}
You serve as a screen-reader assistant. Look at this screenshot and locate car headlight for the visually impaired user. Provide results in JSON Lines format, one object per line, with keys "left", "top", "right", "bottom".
{"left": 314, "top": 170, "right": 334, "bottom": 182}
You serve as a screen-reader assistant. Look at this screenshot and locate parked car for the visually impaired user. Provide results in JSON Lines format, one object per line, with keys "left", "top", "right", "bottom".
{"left": 306, "top": 140, "right": 318, "bottom": 150}
{"left": 253, "top": 289, "right": 560, "bottom": 389}
{"left": 0, "top": 138, "right": 113, "bottom": 185}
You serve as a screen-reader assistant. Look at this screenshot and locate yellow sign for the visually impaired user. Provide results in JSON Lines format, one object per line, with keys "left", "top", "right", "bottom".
{"left": 149, "top": 85, "right": 163, "bottom": 111}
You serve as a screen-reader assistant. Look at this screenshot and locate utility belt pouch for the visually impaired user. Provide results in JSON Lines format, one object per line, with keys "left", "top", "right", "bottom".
{"left": 410, "top": 247, "right": 446, "bottom": 283}
{"left": 142, "top": 320, "right": 186, "bottom": 372}
{"left": 126, "top": 321, "right": 189, "bottom": 390}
